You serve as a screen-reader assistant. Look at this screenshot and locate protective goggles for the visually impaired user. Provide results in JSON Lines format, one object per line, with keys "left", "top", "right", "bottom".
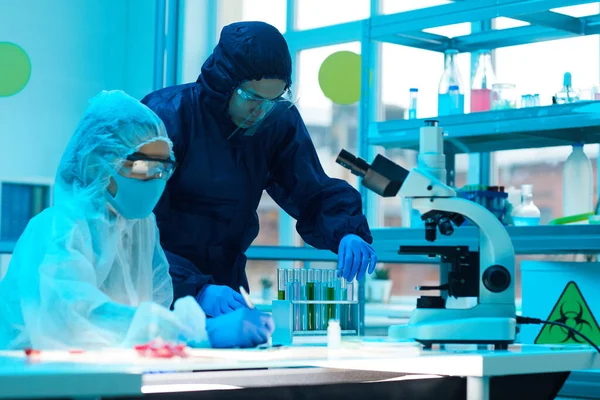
{"left": 119, "top": 153, "right": 177, "bottom": 181}
{"left": 227, "top": 86, "right": 296, "bottom": 140}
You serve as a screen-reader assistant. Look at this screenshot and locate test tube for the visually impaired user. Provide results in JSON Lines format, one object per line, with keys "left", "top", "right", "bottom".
{"left": 285, "top": 269, "right": 294, "bottom": 303}
{"left": 323, "top": 270, "right": 336, "bottom": 328}
{"left": 277, "top": 269, "right": 286, "bottom": 300}
{"left": 338, "top": 278, "right": 347, "bottom": 330}
{"left": 347, "top": 280, "right": 358, "bottom": 332}
{"left": 300, "top": 269, "right": 308, "bottom": 331}
{"left": 286, "top": 269, "right": 301, "bottom": 331}
{"left": 307, "top": 270, "right": 316, "bottom": 331}
{"left": 313, "top": 269, "right": 323, "bottom": 331}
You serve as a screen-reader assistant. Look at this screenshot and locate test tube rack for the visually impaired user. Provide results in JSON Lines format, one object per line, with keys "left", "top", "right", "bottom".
{"left": 272, "top": 268, "right": 359, "bottom": 346}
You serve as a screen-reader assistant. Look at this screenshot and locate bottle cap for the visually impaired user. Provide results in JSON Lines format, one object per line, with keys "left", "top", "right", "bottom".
{"left": 449, "top": 85, "right": 459, "bottom": 90}
{"left": 410, "top": 88, "right": 418, "bottom": 92}
{"left": 563, "top": 72, "right": 572, "bottom": 86}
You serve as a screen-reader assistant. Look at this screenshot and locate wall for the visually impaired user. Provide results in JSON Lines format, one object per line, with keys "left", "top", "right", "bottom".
{"left": 0, "top": 0, "right": 158, "bottom": 183}
{"left": 0, "top": 0, "right": 158, "bottom": 276}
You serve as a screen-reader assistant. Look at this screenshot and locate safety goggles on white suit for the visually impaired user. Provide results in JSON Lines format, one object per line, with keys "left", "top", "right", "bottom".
{"left": 227, "top": 86, "right": 296, "bottom": 140}
{"left": 119, "top": 153, "right": 177, "bottom": 181}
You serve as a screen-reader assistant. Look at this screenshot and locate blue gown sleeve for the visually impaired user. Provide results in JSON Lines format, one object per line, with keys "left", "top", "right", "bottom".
{"left": 266, "top": 107, "right": 373, "bottom": 253}
{"left": 141, "top": 92, "right": 215, "bottom": 299}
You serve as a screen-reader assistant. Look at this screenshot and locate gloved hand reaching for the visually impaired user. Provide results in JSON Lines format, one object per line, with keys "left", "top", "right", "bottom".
{"left": 196, "top": 284, "right": 247, "bottom": 317}
{"left": 206, "top": 308, "right": 275, "bottom": 348}
{"left": 337, "top": 234, "right": 377, "bottom": 282}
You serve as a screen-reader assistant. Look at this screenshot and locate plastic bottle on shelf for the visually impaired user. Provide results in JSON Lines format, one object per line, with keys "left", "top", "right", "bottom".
{"left": 470, "top": 50, "right": 495, "bottom": 113}
{"left": 438, "top": 49, "right": 464, "bottom": 116}
{"left": 448, "top": 85, "right": 463, "bottom": 115}
{"left": 563, "top": 143, "right": 593, "bottom": 217}
{"left": 408, "top": 88, "right": 418, "bottom": 119}
{"left": 555, "top": 72, "right": 580, "bottom": 104}
{"left": 512, "top": 184, "right": 540, "bottom": 226}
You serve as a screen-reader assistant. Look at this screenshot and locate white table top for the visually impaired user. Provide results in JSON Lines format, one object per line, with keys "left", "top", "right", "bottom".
{"left": 0, "top": 342, "right": 598, "bottom": 398}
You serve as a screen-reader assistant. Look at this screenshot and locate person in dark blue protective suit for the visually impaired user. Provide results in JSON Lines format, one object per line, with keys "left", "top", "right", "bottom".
{"left": 141, "top": 21, "right": 378, "bottom": 318}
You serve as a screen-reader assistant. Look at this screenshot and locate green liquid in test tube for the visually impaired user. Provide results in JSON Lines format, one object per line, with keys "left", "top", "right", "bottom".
{"left": 326, "top": 270, "right": 336, "bottom": 327}
{"left": 277, "top": 268, "right": 286, "bottom": 300}
{"left": 314, "top": 269, "right": 322, "bottom": 331}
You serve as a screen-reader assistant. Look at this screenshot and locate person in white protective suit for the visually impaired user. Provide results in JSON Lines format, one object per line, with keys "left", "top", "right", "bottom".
{"left": 0, "top": 90, "right": 274, "bottom": 350}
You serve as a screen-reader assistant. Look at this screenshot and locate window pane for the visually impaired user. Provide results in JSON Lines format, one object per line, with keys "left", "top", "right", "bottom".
{"left": 380, "top": 0, "right": 451, "bottom": 14}
{"left": 255, "top": 199, "right": 280, "bottom": 245}
{"left": 494, "top": 17, "right": 529, "bottom": 30}
{"left": 494, "top": 13, "right": 599, "bottom": 221}
{"left": 293, "top": 43, "right": 362, "bottom": 245}
{"left": 218, "top": 0, "right": 286, "bottom": 34}
{"left": 246, "top": 260, "right": 278, "bottom": 302}
{"left": 296, "top": 0, "right": 370, "bottom": 30}
{"left": 380, "top": 0, "right": 470, "bottom": 38}
{"left": 495, "top": 146, "right": 598, "bottom": 224}
{"left": 551, "top": 3, "right": 599, "bottom": 17}
{"left": 496, "top": 36, "right": 599, "bottom": 105}
{"left": 381, "top": 45, "right": 471, "bottom": 119}
{"left": 297, "top": 43, "right": 361, "bottom": 186}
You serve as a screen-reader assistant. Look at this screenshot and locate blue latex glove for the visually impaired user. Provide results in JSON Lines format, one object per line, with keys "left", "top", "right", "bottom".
{"left": 196, "top": 284, "right": 247, "bottom": 317}
{"left": 206, "top": 308, "right": 275, "bottom": 348}
{"left": 337, "top": 234, "right": 377, "bottom": 282}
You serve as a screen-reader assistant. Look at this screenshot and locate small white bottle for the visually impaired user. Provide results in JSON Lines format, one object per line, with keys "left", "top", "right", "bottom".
{"left": 563, "top": 143, "right": 594, "bottom": 217}
{"left": 327, "top": 319, "right": 341, "bottom": 348}
{"left": 512, "top": 184, "right": 540, "bottom": 226}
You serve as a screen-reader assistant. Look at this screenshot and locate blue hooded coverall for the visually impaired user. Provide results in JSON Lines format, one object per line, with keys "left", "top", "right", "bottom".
{"left": 141, "top": 21, "right": 373, "bottom": 302}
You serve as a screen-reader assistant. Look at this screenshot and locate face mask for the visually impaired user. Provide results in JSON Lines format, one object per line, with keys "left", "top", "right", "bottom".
{"left": 106, "top": 172, "right": 166, "bottom": 219}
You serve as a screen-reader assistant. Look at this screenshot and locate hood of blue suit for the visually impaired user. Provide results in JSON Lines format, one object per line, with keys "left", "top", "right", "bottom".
{"left": 197, "top": 21, "right": 292, "bottom": 127}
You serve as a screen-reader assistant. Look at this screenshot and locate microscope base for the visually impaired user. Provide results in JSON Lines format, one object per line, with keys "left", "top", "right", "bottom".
{"left": 388, "top": 316, "right": 517, "bottom": 349}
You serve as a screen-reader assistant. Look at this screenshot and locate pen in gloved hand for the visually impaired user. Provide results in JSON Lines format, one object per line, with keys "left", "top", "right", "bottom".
{"left": 239, "top": 286, "right": 255, "bottom": 309}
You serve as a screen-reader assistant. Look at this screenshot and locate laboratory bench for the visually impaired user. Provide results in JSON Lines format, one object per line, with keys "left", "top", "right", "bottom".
{"left": 0, "top": 343, "right": 598, "bottom": 400}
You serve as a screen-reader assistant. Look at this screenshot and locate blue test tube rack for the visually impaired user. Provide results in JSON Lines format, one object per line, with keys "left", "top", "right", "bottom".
{"left": 272, "top": 268, "right": 360, "bottom": 346}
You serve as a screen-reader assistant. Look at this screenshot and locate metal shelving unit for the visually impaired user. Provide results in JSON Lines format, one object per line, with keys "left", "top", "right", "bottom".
{"left": 369, "top": 101, "right": 600, "bottom": 153}
{"left": 246, "top": 225, "right": 600, "bottom": 265}
{"left": 356, "top": 0, "right": 600, "bottom": 253}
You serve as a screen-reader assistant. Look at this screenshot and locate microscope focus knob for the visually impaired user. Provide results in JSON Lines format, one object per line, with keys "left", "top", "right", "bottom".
{"left": 482, "top": 265, "right": 511, "bottom": 293}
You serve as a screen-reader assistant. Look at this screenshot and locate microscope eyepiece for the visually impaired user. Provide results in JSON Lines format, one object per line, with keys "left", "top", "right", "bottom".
{"left": 336, "top": 150, "right": 369, "bottom": 178}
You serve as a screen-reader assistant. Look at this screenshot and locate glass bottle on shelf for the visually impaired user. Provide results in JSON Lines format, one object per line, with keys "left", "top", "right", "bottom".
{"left": 512, "top": 184, "right": 541, "bottom": 226}
{"left": 555, "top": 72, "right": 580, "bottom": 104}
{"left": 438, "top": 49, "right": 464, "bottom": 116}
{"left": 470, "top": 50, "right": 496, "bottom": 113}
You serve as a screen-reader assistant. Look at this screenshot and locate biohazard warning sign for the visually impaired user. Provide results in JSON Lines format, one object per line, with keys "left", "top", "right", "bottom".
{"left": 535, "top": 281, "right": 600, "bottom": 346}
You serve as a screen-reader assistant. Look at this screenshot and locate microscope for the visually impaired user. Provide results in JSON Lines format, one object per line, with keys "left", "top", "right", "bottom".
{"left": 336, "top": 120, "right": 516, "bottom": 349}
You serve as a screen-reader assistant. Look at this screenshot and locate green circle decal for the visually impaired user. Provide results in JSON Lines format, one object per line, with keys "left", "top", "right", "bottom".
{"left": 318, "top": 51, "right": 361, "bottom": 105}
{"left": 0, "top": 42, "right": 31, "bottom": 97}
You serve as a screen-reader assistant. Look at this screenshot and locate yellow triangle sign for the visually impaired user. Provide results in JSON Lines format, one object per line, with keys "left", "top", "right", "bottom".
{"left": 535, "top": 281, "right": 600, "bottom": 345}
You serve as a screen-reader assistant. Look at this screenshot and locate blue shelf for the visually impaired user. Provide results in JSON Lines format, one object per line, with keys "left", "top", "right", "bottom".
{"left": 245, "top": 245, "right": 434, "bottom": 264}
{"left": 371, "top": 225, "right": 600, "bottom": 255}
{"left": 370, "top": 0, "right": 599, "bottom": 52}
{"left": 4, "top": 226, "right": 598, "bottom": 262}
{"left": 246, "top": 226, "right": 600, "bottom": 264}
{"left": 368, "top": 101, "right": 600, "bottom": 153}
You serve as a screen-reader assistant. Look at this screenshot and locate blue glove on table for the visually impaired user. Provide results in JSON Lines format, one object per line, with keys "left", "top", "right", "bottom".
{"left": 337, "top": 234, "right": 377, "bottom": 282}
{"left": 196, "top": 284, "right": 247, "bottom": 317}
{"left": 206, "top": 308, "right": 275, "bottom": 348}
